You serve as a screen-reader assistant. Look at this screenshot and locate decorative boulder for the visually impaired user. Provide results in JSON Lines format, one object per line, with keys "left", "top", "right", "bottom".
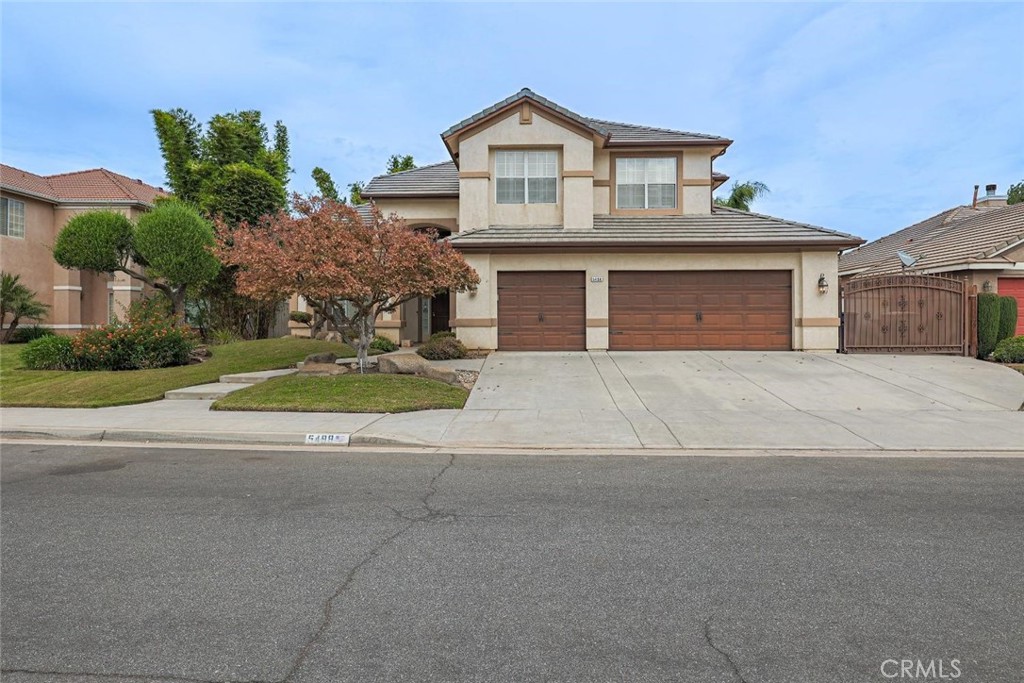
{"left": 298, "top": 362, "right": 348, "bottom": 376}
{"left": 304, "top": 351, "right": 338, "bottom": 365}
{"left": 378, "top": 354, "right": 460, "bottom": 386}
{"left": 378, "top": 354, "right": 430, "bottom": 375}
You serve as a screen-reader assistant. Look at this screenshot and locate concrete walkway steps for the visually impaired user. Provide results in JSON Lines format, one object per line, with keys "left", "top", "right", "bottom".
{"left": 163, "top": 369, "right": 297, "bottom": 400}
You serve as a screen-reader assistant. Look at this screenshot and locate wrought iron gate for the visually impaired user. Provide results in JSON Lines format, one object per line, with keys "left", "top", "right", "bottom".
{"left": 841, "top": 274, "right": 968, "bottom": 354}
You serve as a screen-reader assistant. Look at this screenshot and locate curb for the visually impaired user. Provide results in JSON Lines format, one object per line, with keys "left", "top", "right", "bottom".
{"left": 4, "top": 427, "right": 1024, "bottom": 455}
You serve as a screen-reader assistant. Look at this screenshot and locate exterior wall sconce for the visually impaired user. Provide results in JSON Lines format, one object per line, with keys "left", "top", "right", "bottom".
{"left": 982, "top": 280, "right": 993, "bottom": 293}
{"left": 817, "top": 273, "right": 829, "bottom": 295}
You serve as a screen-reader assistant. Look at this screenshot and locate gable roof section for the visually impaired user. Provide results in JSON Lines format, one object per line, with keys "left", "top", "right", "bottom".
{"left": 440, "top": 88, "right": 731, "bottom": 161}
{"left": 847, "top": 203, "right": 1024, "bottom": 276}
{"left": 362, "top": 161, "right": 459, "bottom": 199}
{"left": 1, "top": 164, "right": 167, "bottom": 206}
{"left": 448, "top": 206, "right": 863, "bottom": 250}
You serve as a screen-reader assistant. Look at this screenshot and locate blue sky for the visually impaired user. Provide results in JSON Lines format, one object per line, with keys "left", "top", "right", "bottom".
{"left": 2, "top": 1, "right": 1021, "bottom": 240}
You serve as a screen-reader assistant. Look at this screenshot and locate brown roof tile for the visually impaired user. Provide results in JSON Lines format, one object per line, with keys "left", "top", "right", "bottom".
{"left": 1, "top": 164, "right": 167, "bottom": 205}
{"left": 449, "top": 207, "right": 862, "bottom": 249}
{"left": 851, "top": 203, "right": 1024, "bottom": 276}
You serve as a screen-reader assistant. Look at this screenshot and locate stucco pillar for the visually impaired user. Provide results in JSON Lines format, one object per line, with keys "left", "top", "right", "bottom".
{"left": 52, "top": 264, "right": 82, "bottom": 331}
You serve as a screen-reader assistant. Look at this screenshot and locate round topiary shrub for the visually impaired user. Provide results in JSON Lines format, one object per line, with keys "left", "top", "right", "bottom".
{"left": 289, "top": 311, "right": 313, "bottom": 326}
{"left": 992, "top": 335, "right": 1024, "bottom": 364}
{"left": 369, "top": 334, "right": 399, "bottom": 353}
{"left": 21, "top": 335, "right": 77, "bottom": 370}
{"left": 417, "top": 335, "right": 467, "bottom": 361}
{"left": 429, "top": 330, "right": 456, "bottom": 341}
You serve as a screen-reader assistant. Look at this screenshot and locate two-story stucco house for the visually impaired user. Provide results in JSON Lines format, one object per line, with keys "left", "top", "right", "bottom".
{"left": 0, "top": 164, "right": 166, "bottom": 332}
{"left": 362, "top": 89, "right": 863, "bottom": 352}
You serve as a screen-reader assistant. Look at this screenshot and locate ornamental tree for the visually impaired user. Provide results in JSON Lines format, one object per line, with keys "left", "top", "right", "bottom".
{"left": 53, "top": 202, "right": 220, "bottom": 323}
{"left": 216, "top": 195, "right": 479, "bottom": 369}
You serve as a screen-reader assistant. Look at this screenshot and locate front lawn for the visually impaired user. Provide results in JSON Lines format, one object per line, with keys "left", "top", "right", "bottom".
{"left": 0, "top": 338, "right": 355, "bottom": 408}
{"left": 212, "top": 374, "right": 468, "bottom": 413}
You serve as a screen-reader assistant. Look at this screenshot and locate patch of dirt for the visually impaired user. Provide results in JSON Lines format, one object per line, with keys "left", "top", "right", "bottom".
{"left": 465, "top": 350, "right": 492, "bottom": 359}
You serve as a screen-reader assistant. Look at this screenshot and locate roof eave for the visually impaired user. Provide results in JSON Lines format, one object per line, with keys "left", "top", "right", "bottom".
{"left": 361, "top": 192, "right": 459, "bottom": 200}
{"left": 451, "top": 238, "right": 863, "bottom": 251}
{"left": 0, "top": 184, "right": 59, "bottom": 204}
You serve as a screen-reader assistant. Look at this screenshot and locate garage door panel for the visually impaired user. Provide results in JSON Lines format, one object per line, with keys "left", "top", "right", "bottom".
{"left": 497, "top": 271, "right": 586, "bottom": 351}
{"left": 609, "top": 270, "right": 793, "bottom": 351}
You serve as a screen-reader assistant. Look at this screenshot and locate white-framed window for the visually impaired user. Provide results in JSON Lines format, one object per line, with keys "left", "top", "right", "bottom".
{"left": 615, "top": 157, "right": 677, "bottom": 209}
{"left": 1, "top": 197, "right": 26, "bottom": 238}
{"left": 495, "top": 150, "right": 557, "bottom": 204}
{"left": 108, "top": 292, "right": 116, "bottom": 324}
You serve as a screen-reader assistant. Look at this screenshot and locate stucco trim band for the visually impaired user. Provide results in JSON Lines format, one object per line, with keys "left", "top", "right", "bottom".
{"left": 586, "top": 318, "right": 609, "bottom": 327}
{"left": 52, "top": 285, "right": 84, "bottom": 291}
{"left": 451, "top": 318, "right": 497, "bottom": 327}
{"left": 459, "top": 171, "right": 491, "bottom": 179}
{"left": 796, "top": 317, "right": 841, "bottom": 327}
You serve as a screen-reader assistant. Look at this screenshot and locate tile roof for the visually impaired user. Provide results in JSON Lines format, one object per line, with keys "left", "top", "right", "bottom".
{"left": 448, "top": 207, "right": 863, "bottom": 249}
{"left": 0, "top": 164, "right": 167, "bottom": 205}
{"left": 362, "top": 161, "right": 459, "bottom": 198}
{"left": 441, "top": 88, "right": 730, "bottom": 147}
{"left": 846, "top": 203, "right": 1024, "bottom": 276}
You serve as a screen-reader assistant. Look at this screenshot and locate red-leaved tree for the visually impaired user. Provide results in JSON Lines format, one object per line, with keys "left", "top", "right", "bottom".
{"left": 216, "top": 195, "right": 479, "bottom": 369}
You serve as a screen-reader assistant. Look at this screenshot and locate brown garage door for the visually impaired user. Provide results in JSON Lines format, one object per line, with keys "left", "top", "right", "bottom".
{"left": 609, "top": 271, "right": 792, "bottom": 350}
{"left": 497, "top": 271, "right": 586, "bottom": 351}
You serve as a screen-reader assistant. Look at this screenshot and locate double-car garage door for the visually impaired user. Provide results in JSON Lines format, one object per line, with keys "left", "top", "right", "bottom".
{"left": 496, "top": 270, "right": 793, "bottom": 351}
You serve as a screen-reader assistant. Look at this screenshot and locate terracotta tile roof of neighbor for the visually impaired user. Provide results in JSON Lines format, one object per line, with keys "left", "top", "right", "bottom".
{"left": 448, "top": 207, "right": 863, "bottom": 249}
{"left": 840, "top": 203, "right": 1024, "bottom": 276}
{"left": 0, "top": 164, "right": 168, "bottom": 205}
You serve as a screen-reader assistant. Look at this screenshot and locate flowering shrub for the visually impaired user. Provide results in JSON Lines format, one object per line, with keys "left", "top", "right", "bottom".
{"left": 69, "top": 298, "right": 197, "bottom": 370}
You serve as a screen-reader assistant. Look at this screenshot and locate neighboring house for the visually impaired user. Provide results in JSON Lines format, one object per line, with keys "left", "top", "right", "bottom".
{"left": 839, "top": 186, "right": 1024, "bottom": 335}
{"left": 359, "top": 89, "right": 863, "bottom": 351}
{"left": 0, "top": 164, "right": 167, "bottom": 332}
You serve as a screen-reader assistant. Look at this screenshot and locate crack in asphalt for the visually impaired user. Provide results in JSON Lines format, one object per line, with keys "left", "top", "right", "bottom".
{"left": 279, "top": 453, "right": 457, "bottom": 682}
{"left": 702, "top": 616, "right": 750, "bottom": 683}
{"left": 0, "top": 667, "right": 270, "bottom": 683}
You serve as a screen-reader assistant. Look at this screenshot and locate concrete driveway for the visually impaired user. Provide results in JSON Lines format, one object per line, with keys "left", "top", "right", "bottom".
{"left": 448, "top": 351, "right": 1024, "bottom": 450}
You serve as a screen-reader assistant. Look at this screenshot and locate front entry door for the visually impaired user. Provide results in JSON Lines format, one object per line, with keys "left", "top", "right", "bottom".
{"left": 430, "top": 291, "right": 451, "bottom": 336}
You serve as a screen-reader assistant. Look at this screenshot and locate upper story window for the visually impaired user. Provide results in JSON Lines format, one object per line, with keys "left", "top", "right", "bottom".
{"left": 496, "top": 150, "right": 557, "bottom": 204}
{"left": 616, "top": 157, "right": 676, "bottom": 209}
{"left": 1, "top": 197, "right": 26, "bottom": 238}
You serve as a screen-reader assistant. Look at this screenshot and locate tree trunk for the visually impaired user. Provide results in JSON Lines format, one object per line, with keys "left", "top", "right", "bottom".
{"left": 170, "top": 289, "right": 188, "bottom": 327}
{"left": 2, "top": 314, "right": 19, "bottom": 343}
{"left": 355, "top": 315, "right": 373, "bottom": 373}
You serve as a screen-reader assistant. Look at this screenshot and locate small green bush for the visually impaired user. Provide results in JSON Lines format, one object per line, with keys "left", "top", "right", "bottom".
{"left": 429, "top": 330, "right": 456, "bottom": 341}
{"left": 210, "top": 328, "right": 241, "bottom": 346}
{"left": 977, "top": 292, "right": 1002, "bottom": 357}
{"left": 993, "top": 335, "right": 1024, "bottom": 363}
{"left": 998, "top": 296, "right": 1018, "bottom": 343}
{"left": 21, "top": 335, "right": 77, "bottom": 370}
{"left": 8, "top": 326, "right": 56, "bottom": 344}
{"left": 369, "top": 334, "right": 399, "bottom": 353}
{"left": 289, "top": 311, "right": 313, "bottom": 326}
{"left": 417, "top": 335, "right": 467, "bottom": 361}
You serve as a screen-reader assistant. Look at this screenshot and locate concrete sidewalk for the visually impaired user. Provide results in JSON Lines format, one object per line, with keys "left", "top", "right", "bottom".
{"left": 2, "top": 351, "right": 1023, "bottom": 452}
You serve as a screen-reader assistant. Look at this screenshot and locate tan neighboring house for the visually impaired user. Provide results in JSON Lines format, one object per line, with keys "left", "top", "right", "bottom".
{"left": 349, "top": 89, "right": 862, "bottom": 352}
{"left": 0, "top": 164, "right": 167, "bottom": 333}
{"left": 839, "top": 186, "right": 1024, "bottom": 336}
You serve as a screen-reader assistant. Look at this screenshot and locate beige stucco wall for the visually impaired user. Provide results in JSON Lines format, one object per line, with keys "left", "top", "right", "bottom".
{"left": 1, "top": 193, "right": 58, "bottom": 321}
{"left": 373, "top": 198, "right": 459, "bottom": 227}
{"left": 455, "top": 250, "right": 841, "bottom": 352}
{"left": 457, "top": 111, "right": 594, "bottom": 230}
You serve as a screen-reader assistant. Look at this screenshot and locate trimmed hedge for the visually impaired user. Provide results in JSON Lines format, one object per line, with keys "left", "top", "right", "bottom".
{"left": 993, "top": 335, "right": 1024, "bottom": 364}
{"left": 417, "top": 335, "right": 467, "bottom": 361}
{"left": 22, "top": 335, "right": 77, "bottom": 370}
{"left": 998, "top": 295, "right": 1018, "bottom": 343}
{"left": 429, "top": 330, "right": 456, "bottom": 341}
{"left": 977, "top": 292, "right": 1002, "bottom": 358}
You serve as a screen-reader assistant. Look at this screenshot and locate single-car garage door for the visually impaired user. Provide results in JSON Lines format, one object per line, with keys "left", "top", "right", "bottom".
{"left": 999, "top": 278, "right": 1024, "bottom": 335}
{"left": 609, "top": 270, "right": 792, "bottom": 350}
{"left": 497, "top": 271, "right": 586, "bottom": 351}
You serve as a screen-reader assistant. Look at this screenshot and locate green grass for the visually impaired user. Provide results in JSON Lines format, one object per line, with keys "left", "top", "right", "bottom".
{"left": 0, "top": 338, "right": 357, "bottom": 408}
{"left": 212, "top": 374, "right": 468, "bottom": 413}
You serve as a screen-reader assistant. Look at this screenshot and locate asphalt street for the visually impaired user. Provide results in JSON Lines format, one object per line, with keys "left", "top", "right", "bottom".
{"left": 1, "top": 443, "right": 1022, "bottom": 683}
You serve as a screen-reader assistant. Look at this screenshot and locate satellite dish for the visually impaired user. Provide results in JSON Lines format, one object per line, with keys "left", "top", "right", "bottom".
{"left": 897, "top": 250, "right": 919, "bottom": 268}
